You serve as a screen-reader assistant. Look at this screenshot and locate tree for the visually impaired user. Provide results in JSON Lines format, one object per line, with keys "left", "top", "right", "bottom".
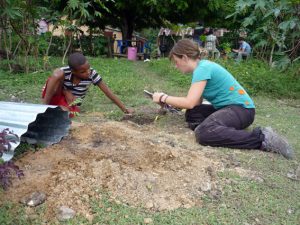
{"left": 94, "top": 0, "right": 238, "bottom": 41}
{"left": 49, "top": 0, "right": 107, "bottom": 62}
{"left": 227, "top": 0, "right": 300, "bottom": 68}
{"left": 0, "top": 0, "right": 55, "bottom": 72}
{"left": 85, "top": 0, "right": 193, "bottom": 42}
{"left": 54, "top": 0, "right": 235, "bottom": 44}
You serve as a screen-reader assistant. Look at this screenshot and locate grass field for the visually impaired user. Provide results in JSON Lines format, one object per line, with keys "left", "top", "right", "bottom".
{"left": 0, "top": 58, "right": 299, "bottom": 225}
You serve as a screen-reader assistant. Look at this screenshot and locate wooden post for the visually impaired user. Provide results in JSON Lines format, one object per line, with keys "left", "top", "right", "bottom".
{"left": 104, "top": 31, "right": 114, "bottom": 58}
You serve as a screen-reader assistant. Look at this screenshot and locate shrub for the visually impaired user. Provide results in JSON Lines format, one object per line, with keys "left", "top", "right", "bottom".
{"left": 48, "top": 35, "right": 108, "bottom": 57}
{"left": 218, "top": 59, "right": 300, "bottom": 99}
{"left": 0, "top": 129, "right": 24, "bottom": 190}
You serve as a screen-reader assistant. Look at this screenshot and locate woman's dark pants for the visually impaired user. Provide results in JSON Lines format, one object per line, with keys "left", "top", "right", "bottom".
{"left": 185, "top": 105, "right": 264, "bottom": 149}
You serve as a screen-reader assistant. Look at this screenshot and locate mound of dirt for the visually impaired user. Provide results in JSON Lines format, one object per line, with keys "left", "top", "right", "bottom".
{"left": 2, "top": 116, "right": 260, "bottom": 221}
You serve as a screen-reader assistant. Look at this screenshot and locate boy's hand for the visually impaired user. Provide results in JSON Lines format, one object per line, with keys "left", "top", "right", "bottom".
{"left": 124, "top": 108, "right": 134, "bottom": 114}
{"left": 122, "top": 108, "right": 134, "bottom": 120}
{"left": 63, "top": 89, "right": 76, "bottom": 105}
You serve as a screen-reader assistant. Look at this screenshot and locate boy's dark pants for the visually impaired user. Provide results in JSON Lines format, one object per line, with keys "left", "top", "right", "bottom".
{"left": 185, "top": 105, "right": 264, "bottom": 149}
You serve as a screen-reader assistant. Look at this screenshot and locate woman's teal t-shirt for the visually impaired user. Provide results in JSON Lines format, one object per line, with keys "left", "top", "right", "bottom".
{"left": 192, "top": 60, "right": 255, "bottom": 109}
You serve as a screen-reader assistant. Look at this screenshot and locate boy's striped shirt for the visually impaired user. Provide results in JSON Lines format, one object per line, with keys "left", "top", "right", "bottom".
{"left": 61, "top": 66, "right": 102, "bottom": 98}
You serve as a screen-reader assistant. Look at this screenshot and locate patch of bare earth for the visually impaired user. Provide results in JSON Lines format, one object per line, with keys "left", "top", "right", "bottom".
{"left": 1, "top": 111, "right": 262, "bottom": 222}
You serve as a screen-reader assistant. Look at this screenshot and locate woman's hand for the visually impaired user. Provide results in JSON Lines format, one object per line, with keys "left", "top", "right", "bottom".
{"left": 152, "top": 92, "right": 165, "bottom": 104}
{"left": 153, "top": 92, "right": 168, "bottom": 108}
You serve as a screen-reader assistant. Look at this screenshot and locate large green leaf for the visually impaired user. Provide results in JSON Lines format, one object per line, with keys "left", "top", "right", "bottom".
{"left": 80, "top": 7, "right": 89, "bottom": 19}
{"left": 293, "top": 56, "right": 300, "bottom": 62}
{"left": 272, "top": 55, "right": 291, "bottom": 71}
{"left": 236, "top": 0, "right": 255, "bottom": 10}
{"left": 242, "top": 15, "right": 256, "bottom": 27}
{"left": 254, "top": 0, "right": 266, "bottom": 11}
{"left": 290, "top": 22, "right": 296, "bottom": 30}
{"left": 273, "top": 8, "right": 280, "bottom": 17}
{"left": 2, "top": 7, "right": 22, "bottom": 19}
{"left": 280, "top": 21, "right": 289, "bottom": 30}
{"left": 255, "top": 40, "right": 268, "bottom": 48}
{"left": 67, "top": 0, "right": 80, "bottom": 10}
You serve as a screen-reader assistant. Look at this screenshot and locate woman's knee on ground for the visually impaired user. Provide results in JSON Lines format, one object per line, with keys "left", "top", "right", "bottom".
{"left": 194, "top": 124, "right": 212, "bottom": 145}
{"left": 185, "top": 104, "right": 215, "bottom": 125}
{"left": 185, "top": 107, "right": 204, "bottom": 123}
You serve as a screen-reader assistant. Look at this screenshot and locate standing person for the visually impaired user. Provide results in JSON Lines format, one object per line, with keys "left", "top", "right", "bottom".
{"left": 192, "top": 24, "right": 203, "bottom": 46}
{"left": 159, "top": 31, "right": 167, "bottom": 57}
{"left": 233, "top": 37, "right": 252, "bottom": 60}
{"left": 152, "top": 39, "right": 294, "bottom": 159}
{"left": 42, "top": 52, "right": 133, "bottom": 117}
{"left": 37, "top": 18, "right": 49, "bottom": 35}
{"left": 204, "top": 29, "right": 220, "bottom": 59}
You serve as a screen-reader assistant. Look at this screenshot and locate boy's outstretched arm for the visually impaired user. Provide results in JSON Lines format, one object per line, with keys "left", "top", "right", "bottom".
{"left": 97, "top": 81, "right": 133, "bottom": 114}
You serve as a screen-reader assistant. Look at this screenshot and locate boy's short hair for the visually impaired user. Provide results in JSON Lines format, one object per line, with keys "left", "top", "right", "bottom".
{"left": 68, "top": 52, "right": 86, "bottom": 69}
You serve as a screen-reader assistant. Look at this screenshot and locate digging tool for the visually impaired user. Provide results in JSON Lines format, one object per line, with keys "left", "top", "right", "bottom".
{"left": 143, "top": 90, "right": 181, "bottom": 114}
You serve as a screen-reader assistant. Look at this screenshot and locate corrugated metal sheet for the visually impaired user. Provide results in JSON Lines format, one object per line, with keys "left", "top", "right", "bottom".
{"left": 0, "top": 101, "right": 71, "bottom": 162}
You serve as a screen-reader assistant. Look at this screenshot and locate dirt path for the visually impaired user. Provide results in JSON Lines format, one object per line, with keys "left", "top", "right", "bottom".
{"left": 2, "top": 111, "right": 259, "bottom": 221}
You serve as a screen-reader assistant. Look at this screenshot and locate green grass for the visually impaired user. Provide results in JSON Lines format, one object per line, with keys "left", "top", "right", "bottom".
{"left": 0, "top": 57, "right": 299, "bottom": 115}
{"left": 0, "top": 57, "right": 300, "bottom": 224}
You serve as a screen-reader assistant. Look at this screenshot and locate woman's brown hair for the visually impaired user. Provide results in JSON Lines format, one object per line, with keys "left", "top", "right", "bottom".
{"left": 169, "top": 39, "right": 207, "bottom": 60}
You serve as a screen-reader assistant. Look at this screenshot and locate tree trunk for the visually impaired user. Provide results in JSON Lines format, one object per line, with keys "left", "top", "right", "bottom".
{"left": 13, "top": 40, "right": 21, "bottom": 57}
{"left": 44, "top": 27, "right": 55, "bottom": 70}
{"left": 107, "top": 36, "right": 113, "bottom": 58}
{"left": 89, "top": 29, "right": 93, "bottom": 54}
{"left": 0, "top": 28, "right": 2, "bottom": 50}
{"left": 62, "top": 35, "right": 72, "bottom": 65}
{"left": 3, "top": 29, "right": 12, "bottom": 72}
{"left": 120, "top": 16, "right": 134, "bottom": 47}
{"left": 269, "top": 43, "right": 275, "bottom": 66}
{"left": 24, "top": 42, "right": 31, "bottom": 73}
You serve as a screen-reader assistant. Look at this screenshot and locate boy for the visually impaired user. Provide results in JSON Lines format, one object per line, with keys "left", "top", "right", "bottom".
{"left": 42, "top": 52, "right": 133, "bottom": 117}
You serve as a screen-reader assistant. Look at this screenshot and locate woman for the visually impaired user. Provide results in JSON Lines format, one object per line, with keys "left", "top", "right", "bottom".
{"left": 152, "top": 39, "right": 293, "bottom": 159}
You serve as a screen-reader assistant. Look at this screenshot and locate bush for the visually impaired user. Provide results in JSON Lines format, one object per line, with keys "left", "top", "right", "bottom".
{"left": 48, "top": 35, "right": 108, "bottom": 57}
{"left": 219, "top": 31, "right": 240, "bottom": 49}
{"left": 219, "top": 59, "right": 300, "bottom": 99}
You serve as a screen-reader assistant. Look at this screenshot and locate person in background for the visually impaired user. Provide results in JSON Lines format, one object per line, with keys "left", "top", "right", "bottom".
{"left": 37, "top": 18, "right": 49, "bottom": 35}
{"left": 42, "top": 52, "right": 133, "bottom": 117}
{"left": 152, "top": 39, "right": 294, "bottom": 159}
{"left": 192, "top": 24, "right": 204, "bottom": 46}
{"left": 233, "top": 37, "right": 252, "bottom": 60}
{"left": 159, "top": 31, "right": 168, "bottom": 57}
{"left": 204, "top": 29, "right": 220, "bottom": 59}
